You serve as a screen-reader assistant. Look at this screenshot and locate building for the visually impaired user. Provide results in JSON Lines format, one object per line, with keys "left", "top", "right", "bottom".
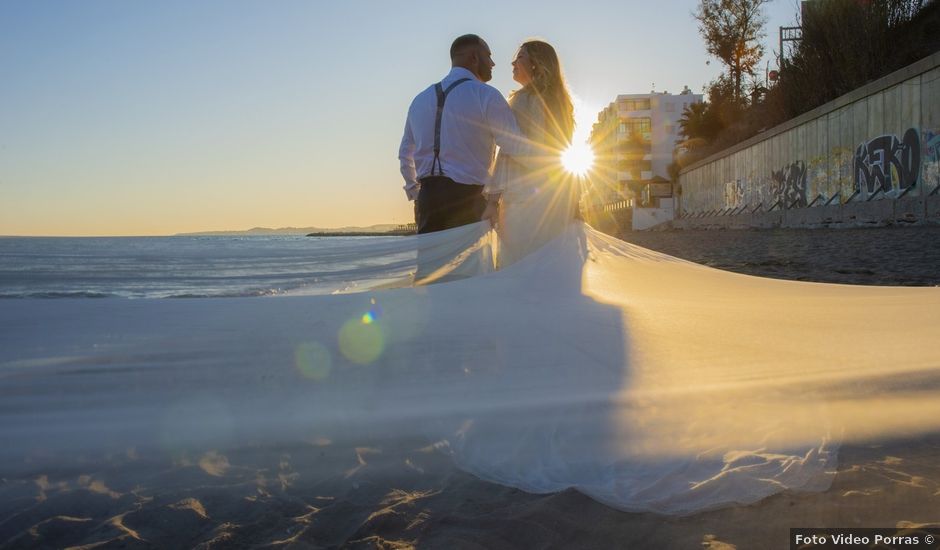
{"left": 589, "top": 87, "right": 703, "bottom": 207}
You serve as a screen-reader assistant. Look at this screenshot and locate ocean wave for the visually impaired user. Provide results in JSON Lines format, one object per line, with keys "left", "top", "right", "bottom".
{"left": 0, "top": 284, "right": 342, "bottom": 300}
{"left": 164, "top": 288, "right": 288, "bottom": 299}
{"left": 0, "top": 291, "right": 116, "bottom": 299}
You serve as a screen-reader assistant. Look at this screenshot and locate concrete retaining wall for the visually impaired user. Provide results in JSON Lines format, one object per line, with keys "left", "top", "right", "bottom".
{"left": 676, "top": 51, "right": 940, "bottom": 229}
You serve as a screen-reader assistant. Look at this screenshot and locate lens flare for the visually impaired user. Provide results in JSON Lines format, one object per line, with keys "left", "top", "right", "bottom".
{"left": 294, "top": 341, "right": 333, "bottom": 380}
{"left": 338, "top": 317, "right": 384, "bottom": 365}
{"left": 561, "top": 142, "right": 595, "bottom": 176}
{"left": 361, "top": 299, "right": 383, "bottom": 325}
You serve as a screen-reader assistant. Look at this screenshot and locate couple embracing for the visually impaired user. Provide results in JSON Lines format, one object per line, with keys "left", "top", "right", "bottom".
{"left": 399, "top": 34, "right": 579, "bottom": 268}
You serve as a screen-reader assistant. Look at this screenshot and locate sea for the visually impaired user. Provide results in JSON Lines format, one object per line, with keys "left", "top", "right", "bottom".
{"left": 0, "top": 235, "right": 413, "bottom": 299}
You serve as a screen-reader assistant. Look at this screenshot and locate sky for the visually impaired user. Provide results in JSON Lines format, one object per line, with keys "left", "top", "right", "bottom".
{"left": 0, "top": 0, "right": 801, "bottom": 236}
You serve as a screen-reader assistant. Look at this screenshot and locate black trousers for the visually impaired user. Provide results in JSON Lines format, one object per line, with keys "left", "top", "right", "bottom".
{"left": 415, "top": 176, "right": 487, "bottom": 234}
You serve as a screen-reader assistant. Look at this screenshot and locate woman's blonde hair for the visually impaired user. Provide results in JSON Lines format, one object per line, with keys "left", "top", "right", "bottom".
{"left": 512, "top": 40, "right": 575, "bottom": 149}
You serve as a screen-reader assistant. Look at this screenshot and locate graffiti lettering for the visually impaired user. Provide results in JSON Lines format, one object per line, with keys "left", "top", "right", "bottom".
{"left": 771, "top": 161, "right": 807, "bottom": 207}
{"left": 854, "top": 128, "right": 920, "bottom": 195}
{"left": 925, "top": 131, "right": 940, "bottom": 159}
{"left": 680, "top": 129, "right": 933, "bottom": 216}
{"left": 924, "top": 129, "right": 940, "bottom": 191}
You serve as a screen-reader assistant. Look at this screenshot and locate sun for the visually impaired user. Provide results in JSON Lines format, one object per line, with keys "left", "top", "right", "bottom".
{"left": 561, "top": 141, "right": 595, "bottom": 176}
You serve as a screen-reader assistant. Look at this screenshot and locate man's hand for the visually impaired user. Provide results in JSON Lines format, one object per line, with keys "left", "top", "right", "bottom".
{"left": 481, "top": 197, "right": 500, "bottom": 229}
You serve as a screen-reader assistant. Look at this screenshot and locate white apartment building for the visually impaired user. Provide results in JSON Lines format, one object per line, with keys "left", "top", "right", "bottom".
{"left": 590, "top": 87, "right": 703, "bottom": 205}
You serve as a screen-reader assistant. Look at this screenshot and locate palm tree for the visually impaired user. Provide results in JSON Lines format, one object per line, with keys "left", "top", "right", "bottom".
{"left": 679, "top": 102, "right": 722, "bottom": 141}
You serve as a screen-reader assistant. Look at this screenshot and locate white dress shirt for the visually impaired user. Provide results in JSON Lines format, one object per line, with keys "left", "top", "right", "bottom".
{"left": 398, "top": 67, "right": 533, "bottom": 201}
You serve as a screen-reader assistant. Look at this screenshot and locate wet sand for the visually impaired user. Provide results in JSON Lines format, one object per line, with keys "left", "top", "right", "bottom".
{"left": 623, "top": 225, "right": 940, "bottom": 287}
{"left": 2, "top": 435, "right": 938, "bottom": 549}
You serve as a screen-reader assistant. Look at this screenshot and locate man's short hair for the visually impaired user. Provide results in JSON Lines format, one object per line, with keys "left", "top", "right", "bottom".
{"left": 450, "top": 34, "right": 483, "bottom": 60}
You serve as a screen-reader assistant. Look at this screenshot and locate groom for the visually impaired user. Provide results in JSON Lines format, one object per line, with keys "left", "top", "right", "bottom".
{"left": 399, "top": 34, "right": 530, "bottom": 234}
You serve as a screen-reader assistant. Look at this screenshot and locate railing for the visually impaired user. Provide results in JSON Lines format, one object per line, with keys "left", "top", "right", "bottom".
{"left": 392, "top": 222, "right": 417, "bottom": 234}
{"left": 583, "top": 199, "right": 634, "bottom": 236}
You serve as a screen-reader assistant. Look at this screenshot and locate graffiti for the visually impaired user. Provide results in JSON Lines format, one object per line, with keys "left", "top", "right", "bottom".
{"left": 925, "top": 131, "right": 940, "bottom": 158}
{"left": 753, "top": 176, "right": 774, "bottom": 206}
{"left": 854, "top": 128, "right": 921, "bottom": 195}
{"left": 681, "top": 128, "right": 934, "bottom": 215}
{"left": 830, "top": 146, "right": 854, "bottom": 199}
{"left": 744, "top": 173, "right": 762, "bottom": 206}
{"left": 724, "top": 178, "right": 746, "bottom": 208}
{"left": 808, "top": 155, "right": 828, "bottom": 199}
{"left": 770, "top": 161, "right": 807, "bottom": 207}
{"left": 924, "top": 129, "right": 940, "bottom": 191}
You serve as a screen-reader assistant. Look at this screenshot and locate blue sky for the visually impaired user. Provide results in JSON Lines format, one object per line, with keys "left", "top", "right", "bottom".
{"left": 0, "top": 0, "right": 800, "bottom": 235}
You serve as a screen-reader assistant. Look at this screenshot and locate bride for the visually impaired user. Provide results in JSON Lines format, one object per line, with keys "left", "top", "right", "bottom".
{"left": 488, "top": 40, "right": 580, "bottom": 268}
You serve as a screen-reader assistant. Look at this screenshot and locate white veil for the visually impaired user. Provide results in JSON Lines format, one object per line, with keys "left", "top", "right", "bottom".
{"left": 253, "top": 222, "right": 499, "bottom": 295}
{"left": 2, "top": 221, "right": 940, "bottom": 514}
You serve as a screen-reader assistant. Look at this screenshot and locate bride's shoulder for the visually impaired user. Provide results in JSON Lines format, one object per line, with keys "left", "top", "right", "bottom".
{"left": 508, "top": 89, "right": 531, "bottom": 106}
{"left": 508, "top": 90, "right": 540, "bottom": 115}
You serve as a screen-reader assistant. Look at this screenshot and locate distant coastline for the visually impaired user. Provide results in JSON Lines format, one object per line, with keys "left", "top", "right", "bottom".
{"left": 176, "top": 223, "right": 415, "bottom": 237}
{"left": 305, "top": 230, "right": 415, "bottom": 237}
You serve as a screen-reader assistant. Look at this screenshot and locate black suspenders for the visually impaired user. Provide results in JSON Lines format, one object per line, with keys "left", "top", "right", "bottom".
{"left": 430, "top": 78, "right": 471, "bottom": 177}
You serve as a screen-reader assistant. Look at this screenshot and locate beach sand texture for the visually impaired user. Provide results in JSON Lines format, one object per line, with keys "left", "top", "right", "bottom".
{"left": 1, "top": 436, "right": 938, "bottom": 549}
{"left": 624, "top": 225, "right": 940, "bottom": 287}
{"left": 2, "top": 224, "right": 939, "bottom": 549}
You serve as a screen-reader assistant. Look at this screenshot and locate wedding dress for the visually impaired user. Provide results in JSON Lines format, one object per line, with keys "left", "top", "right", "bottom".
{"left": 3, "top": 219, "right": 940, "bottom": 515}
{"left": 489, "top": 90, "right": 580, "bottom": 268}
{"left": 5, "top": 220, "right": 940, "bottom": 516}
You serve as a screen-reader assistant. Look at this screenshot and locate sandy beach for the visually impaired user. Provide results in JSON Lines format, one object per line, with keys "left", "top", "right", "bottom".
{"left": 2, "top": 225, "right": 939, "bottom": 550}
{"left": 624, "top": 225, "right": 940, "bottom": 287}
{"left": 1, "top": 433, "right": 939, "bottom": 549}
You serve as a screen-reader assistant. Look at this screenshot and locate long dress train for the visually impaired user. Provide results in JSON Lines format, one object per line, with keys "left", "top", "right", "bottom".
{"left": 4, "top": 222, "right": 940, "bottom": 515}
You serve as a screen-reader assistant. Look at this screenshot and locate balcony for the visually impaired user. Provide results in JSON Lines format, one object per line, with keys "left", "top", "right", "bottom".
{"left": 616, "top": 132, "right": 652, "bottom": 144}
{"left": 616, "top": 99, "right": 652, "bottom": 115}
{"left": 618, "top": 108, "right": 652, "bottom": 118}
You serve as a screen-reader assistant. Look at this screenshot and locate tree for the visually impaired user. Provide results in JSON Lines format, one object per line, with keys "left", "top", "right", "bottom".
{"left": 677, "top": 76, "right": 739, "bottom": 142}
{"left": 777, "top": 0, "right": 932, "bottom": 117}
{"left": 694, "top": 0, "right": 769, "bottom": 103}
{"left": 678, "top": 102, "right": 718, "bottom": 141}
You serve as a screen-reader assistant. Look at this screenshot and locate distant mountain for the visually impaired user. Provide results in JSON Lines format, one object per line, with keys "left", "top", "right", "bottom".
{"left": 176, "top": 224, "right": 405, "bottom": 236}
